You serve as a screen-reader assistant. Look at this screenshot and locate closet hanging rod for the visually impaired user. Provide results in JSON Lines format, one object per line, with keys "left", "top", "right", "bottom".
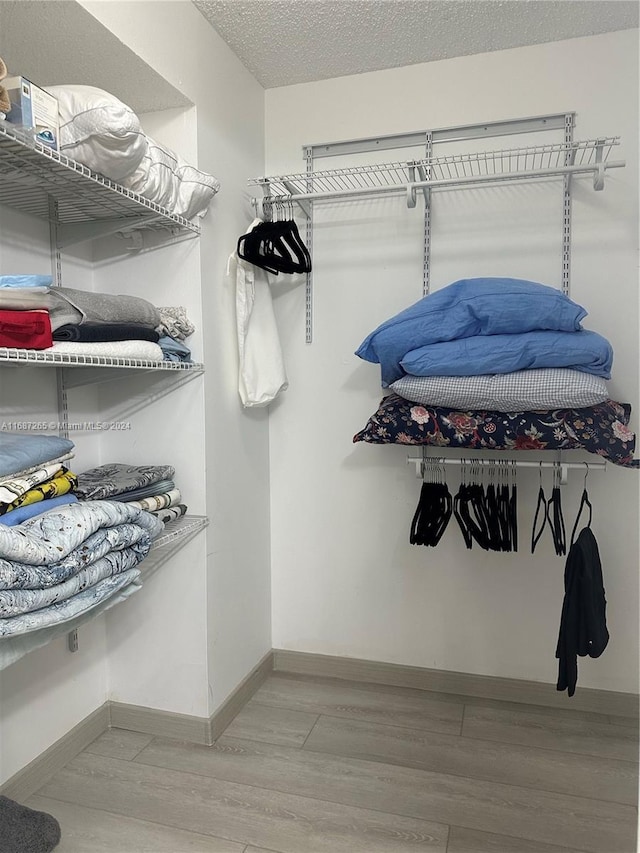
{"left": 407, "top": 456, "right": 606, "bottom": 483}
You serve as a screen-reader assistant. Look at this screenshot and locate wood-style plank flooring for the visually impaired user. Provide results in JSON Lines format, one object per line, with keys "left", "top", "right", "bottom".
{"left": 29, "top": 673, "right": 639, "bottom": 852}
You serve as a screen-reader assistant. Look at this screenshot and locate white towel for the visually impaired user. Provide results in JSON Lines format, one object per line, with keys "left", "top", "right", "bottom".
{"left": 46, "top": 340, "right": 164, "bottom": 361}
{"left": 228, "top": 220, "right": 288, "bottom": 408}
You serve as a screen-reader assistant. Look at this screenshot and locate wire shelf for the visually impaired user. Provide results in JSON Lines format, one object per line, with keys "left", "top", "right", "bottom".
{"left": 150, "top": 514, "right": 208, "bottom": 552}
{"left": 141, "top": 514, "right": 208, "bottom": 580}
{"left": 0, "top": 347, "right": 204, "bottom": 372}
{"left": 0, "top": 514, "right": 209, "bottom": 670}
{"left": 250, "top": 137, "right": 623, "bottom": 201}
{"left": 0, "top": 122, "right": 200, "bottom": 236}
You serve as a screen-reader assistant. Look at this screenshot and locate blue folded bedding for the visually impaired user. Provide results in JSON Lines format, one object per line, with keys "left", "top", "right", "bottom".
{"left": 0, "top": 434, "right": 75, "bottom": 478}
{"left": 0, "top": 275, "right": 52, "bottom": 288}
{"left": 355, "top": 277, "right": 588, "bottom": 385}
{"left": 400, "top": 329, "right": 613, "bottom": 379}
{"left": 0, "top": 495, "right": 78, "bottom": 527}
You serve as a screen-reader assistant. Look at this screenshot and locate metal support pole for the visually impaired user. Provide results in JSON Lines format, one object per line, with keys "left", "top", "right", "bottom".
{"left": 305, "top": 146, "right": 314, "bottom": 344}
{"left": 49, "top": 196, "right": 77, "bottom": 653}
{"left": 422, "top": 133, "right": 432, "bottom": 297}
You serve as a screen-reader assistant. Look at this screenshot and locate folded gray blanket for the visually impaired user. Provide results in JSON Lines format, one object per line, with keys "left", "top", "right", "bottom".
{"left": 0, "top": 287, "right": 162, "bottom": 332}
{"left": 75, "top": 463, "right": 175, "bottom": 501}
{"left": 55, "top": 287, "right": 160, "bottom": 329}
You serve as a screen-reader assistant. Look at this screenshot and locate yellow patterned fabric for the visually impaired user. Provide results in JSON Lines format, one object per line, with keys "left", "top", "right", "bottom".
{"left": 3, "top": 469, "right": 78, "bottom": 514}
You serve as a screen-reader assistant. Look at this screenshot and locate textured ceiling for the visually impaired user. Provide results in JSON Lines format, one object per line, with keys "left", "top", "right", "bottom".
{"left": 193, "top": 0, "right": 639, "bottom": 88}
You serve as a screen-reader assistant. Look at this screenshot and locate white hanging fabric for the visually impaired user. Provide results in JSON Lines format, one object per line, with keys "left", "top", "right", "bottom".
{"left": 228, "top": 219, "right": 288, "bottom": 408}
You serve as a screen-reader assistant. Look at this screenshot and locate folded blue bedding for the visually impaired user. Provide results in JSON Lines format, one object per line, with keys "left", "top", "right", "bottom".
{"left": 0, "top": 494, "right": 78, "bottom": 527}
{"left": 355, "top": 277, "right": 588, "bottom": 385}
{"left": 400, "top": 329, "right": 613, "bottom": 379}
{"left": 0, "top": 275, "right": 52, "bottom": 288}
{"left": 0, "top": 434, "right": 75, "bottom": 479}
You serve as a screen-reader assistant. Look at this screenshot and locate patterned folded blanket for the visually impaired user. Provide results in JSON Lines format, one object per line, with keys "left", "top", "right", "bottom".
{"left": 1, "top": 469, "right": 77, "bottom": 515}
{"left": 0, "top": 569, "right": 141, "bottom": 637}
{"left": 75, "top": 463, "right": 175, "bottom": 501}
{"left": 0, "top": 460, "right": 71, "bottom": 508}
{"left": 126, "top": 488, "right": 181, "bottom": 512}
{"left": 114, "top": 480, "right": 175, "bottom": 503}
{"left": 0, "top": 522, "right": 151, "bottom": 589}
{"left": 0, "top": 500, "right": 163, "bottom": 566}
{"left": 0, "top": 452, "right": 74, "bottom": 486}
{"left": 153, "top": 504, "right": 187, "bottom": 524}
{"left": 0, "top": 537, "right": 150, "bottom": 617}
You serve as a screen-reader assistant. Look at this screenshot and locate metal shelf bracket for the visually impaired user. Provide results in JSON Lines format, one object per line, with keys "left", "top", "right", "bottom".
{"left": 593, "top": 139, "right": 606, "bottom": 191}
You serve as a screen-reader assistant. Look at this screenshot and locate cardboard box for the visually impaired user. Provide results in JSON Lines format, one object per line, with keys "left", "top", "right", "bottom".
{"left": 4, "top": 76, "right": 59, "bottom": 150}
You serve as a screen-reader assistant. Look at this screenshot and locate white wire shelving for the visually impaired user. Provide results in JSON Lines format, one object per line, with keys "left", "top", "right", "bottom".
{"left": 250, "top": 137, "right": 624, "bottom": 211}
{"left": 0, "top": 514, "right": 208, "bottom": 670}
{"left": 0, "top": 122, "right": 200, "bottom": 244}
{"left": 0, "top": 346, "right": 204, "bottom": 373}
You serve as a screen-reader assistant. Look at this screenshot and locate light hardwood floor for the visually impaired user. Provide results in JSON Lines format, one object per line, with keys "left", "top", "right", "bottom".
{"left": 29, "top": 673, "right": 639, "bottom": 852}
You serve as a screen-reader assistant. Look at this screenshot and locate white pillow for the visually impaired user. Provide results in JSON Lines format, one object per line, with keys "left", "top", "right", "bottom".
{"left": 45, "top": 85, "right": 148, "bottom": 181}
{"left": 122, "top": 136, "right": 220, "bottom": 219}
{"left": 390, "top": 369, "right": 610, "bottom": 412}
{"left": 174, "top": 162, "right": 221, "bottom": 219}
{"left": 123, "top": 139, "right": 179, "bottom": 211}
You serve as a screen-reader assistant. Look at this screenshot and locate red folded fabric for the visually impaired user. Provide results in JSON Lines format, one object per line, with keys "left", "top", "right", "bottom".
{"left": 0, "top": 309, "right": 53, "bottom": 349}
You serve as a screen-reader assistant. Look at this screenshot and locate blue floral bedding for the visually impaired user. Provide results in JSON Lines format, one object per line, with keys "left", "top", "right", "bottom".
{"left": 353, "top": 394, "right": 639, "bottom": 468}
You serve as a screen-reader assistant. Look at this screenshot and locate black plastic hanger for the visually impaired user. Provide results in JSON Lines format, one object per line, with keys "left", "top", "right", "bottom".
{"left": 237, "top": 197, "right": 311, "bottom": 275}
{"left": 410, "top": 459, "right": 452, "bottom": 547}
{"left": 531, "top": 463, "right": 548, "bottom": 554}
{"left": 570, "top": 463, "right": 593, "bottom": 548}
{"left": 547, "top": 463, "right": 567, "bottom": 556}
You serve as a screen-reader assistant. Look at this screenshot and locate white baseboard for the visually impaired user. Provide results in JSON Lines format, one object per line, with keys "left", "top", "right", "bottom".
{"left": 273, "top": 649, "right": 639, "bottom": 719}
{"left": 1, "top": 703, "right": 110, "bottom": 803}
{"left": 4, "top": 647, "right": 634, "bottom": 802}
{"left": 1, "top": 650, "right": 274, "bottom": 800}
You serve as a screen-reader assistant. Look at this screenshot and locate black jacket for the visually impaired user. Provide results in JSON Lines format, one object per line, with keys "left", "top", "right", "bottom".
{"left": 556, "top": 527, "right": 609, "bottom": 697}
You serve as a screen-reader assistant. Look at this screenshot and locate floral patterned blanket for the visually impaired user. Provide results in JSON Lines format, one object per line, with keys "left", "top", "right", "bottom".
{"left": 353, "top": 394, "right": 639, "bottom": 468}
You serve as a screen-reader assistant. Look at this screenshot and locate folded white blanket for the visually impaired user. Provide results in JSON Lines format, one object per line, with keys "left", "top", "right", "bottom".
{"left": 46, "top": 340, "right": 164, "bottom": 361}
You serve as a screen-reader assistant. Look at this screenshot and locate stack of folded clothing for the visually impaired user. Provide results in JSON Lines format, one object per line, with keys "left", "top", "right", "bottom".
{"left": 0, "top": 275, "right": 54, "bottom": 349}
{"left": 0, "top": 280, "right": 194, "bottom": 362}
{"left": 353, "top": 278, "right": 639, "bottom": 468}
{"left": 74, "top": 462, "right": 188, "bottom": 523}
{"left": 0, "top": 500, "right": 163, "bottom": 637}
{"left": 0, "top": 433, "right": 79, "bottom": 527}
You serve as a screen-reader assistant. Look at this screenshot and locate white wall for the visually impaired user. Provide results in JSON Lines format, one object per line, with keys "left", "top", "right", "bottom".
{"left": 0, "top": 209, "right": 107, "bottom": 783}
{"left": 1, "top": 0, "right": 267, "bottom": 785}
{"left": 80, "top": 0, "right": 270, "bottom": 713}
{"left": 266, "top": 30, "right": 640, "bottom": 693}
